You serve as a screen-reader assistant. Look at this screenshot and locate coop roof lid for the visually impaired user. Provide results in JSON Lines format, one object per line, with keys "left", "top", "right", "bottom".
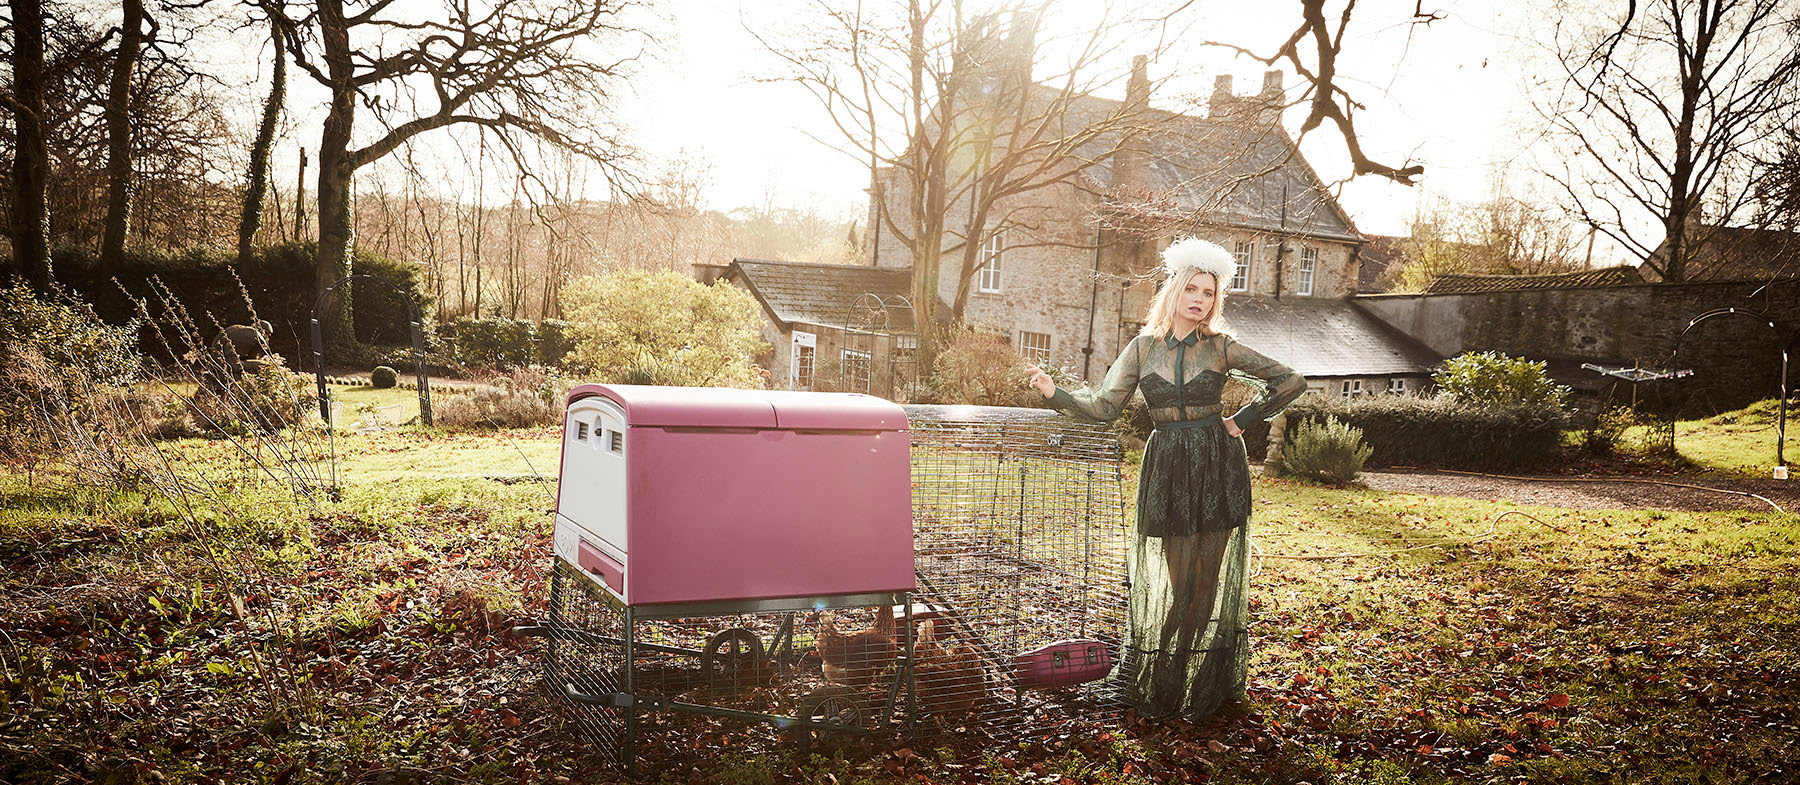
{"left": 566, "top": 384, "right": 906, "bottom": 431}
{"left": 763, "top": 390, "right": 908, "bottom": 431}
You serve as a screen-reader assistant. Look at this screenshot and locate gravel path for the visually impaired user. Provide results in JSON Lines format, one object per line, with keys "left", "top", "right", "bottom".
{"left": 1354, "top": 468, "right": 1795, "bottom": 513}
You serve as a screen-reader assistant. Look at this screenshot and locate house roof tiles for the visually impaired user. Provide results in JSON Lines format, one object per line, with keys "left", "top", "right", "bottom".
{"left": 1422, "top": 266, "right": 1643, "bottom": 294}
{"left": 1646, "top": 224, "right": 1800, "bottom": 282}
{"left": 725, "top": 258, "right": 923, "bottom": 332}
{"left": 1226, "top": 297, "right": 1441, "bottom": 378}
{"left": 1067, "top": 92, "right": 1360, "bottom": 244}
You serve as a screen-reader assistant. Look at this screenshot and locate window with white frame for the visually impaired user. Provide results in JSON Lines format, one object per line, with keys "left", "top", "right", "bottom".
{"left": 1018, "top": 330, "right": 1051, "bottom": 366}
{"left": 1388, "top": 378, "right": 1407, "bottom": 394}
{"left": 1230, "top": 241, "right": 1252, "bottom": 292}
{"left": 841, "top": 348, "right": 872, "bottom": 392}
{"left": 792, "top": 331, "right": 816, "bottom": 389}
{"left": 1340, "top": 379, "right": 1362, "bottom": 399}
{"left": 978, "top": 232, "right": 1003, "bottom": 293}
{"left": 1297, "top": 246, "right": 1318, "bottom": 296}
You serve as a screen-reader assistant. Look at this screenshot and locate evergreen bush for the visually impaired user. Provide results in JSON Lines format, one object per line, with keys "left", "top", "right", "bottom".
{"left": 370, "top": 365, "right": 399, "bottom": 389}
{"left": 1277, "top": 415, "right": 1373, "bottom": 484}
{"left": 1281, "top": 392, "right": 1566, "bottom": 471}
{"left": 452, "top": 317, "right": 536, "bottom": 370}
{"left": 43, "top": 242, "right": 429, "bottom": 359}
{"left": 535, "top": 318, "right": 576, "bottom": 367}
{"left": 348, "top": 251, "right": 431, "bottom": 346}
{"left": 1434, "top": 351, "right": 1570, "bottom": 410}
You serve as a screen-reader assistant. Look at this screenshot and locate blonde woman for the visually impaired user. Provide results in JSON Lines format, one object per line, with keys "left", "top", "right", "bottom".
{"left": 1025, "top": 237, "right": 1306, "bottom": 720}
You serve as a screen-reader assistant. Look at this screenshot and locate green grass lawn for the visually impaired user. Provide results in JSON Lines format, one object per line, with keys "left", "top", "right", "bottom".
{"left": 1644, "top": 397, "right": 1795, "bottom": 477}
{"left": 3, "top": 423, "right": 1797, "bottom": 785}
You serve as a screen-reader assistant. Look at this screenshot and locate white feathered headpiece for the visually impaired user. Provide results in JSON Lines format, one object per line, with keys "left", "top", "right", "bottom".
{"left": 1161, "top": 237, "right": 1237, "bottom": 285}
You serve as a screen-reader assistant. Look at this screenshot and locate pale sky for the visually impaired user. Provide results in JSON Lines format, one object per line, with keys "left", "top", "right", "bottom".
{"left": 186, "top": 0, "right": 1618, "bottom": 260}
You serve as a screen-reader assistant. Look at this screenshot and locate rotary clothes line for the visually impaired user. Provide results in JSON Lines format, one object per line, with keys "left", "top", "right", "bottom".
{"left": 1048, "top": 330, "right": 1306, "bottom": 720}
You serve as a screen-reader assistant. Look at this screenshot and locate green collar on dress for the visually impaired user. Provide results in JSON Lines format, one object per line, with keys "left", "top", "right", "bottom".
{"left": 1163, "top": 330, "right": 1202, "bottom": 349}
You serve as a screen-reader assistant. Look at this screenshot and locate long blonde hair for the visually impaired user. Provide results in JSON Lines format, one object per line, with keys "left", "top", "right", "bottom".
{"left": 1140, "top": 269, "right": 1228, "bottom": 338}
{"left": 1140, "top": 237, "right": 1236, "bottom": 338}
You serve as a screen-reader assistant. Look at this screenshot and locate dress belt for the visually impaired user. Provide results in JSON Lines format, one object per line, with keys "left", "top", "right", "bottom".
{"left": 1154, "top": 417, "right": 1224, "bottom": 431}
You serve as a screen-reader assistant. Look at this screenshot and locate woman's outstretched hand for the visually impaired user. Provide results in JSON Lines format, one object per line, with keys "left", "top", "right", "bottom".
{"left": 1024, "top": 364, "right": 1055, "bottom": 399}
{"left": 1222, "top": 416, "right": 1243, "bottom": 438}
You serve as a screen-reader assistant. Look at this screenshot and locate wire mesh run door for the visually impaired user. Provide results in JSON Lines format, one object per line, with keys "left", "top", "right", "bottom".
{"left": 902, "top": 405, "right": 1130, "bottom": 734}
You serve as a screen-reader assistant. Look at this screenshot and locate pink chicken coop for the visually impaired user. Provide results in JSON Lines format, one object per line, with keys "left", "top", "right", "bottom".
{"left": 523, "top": 384, "right": 920, "bottom": 769}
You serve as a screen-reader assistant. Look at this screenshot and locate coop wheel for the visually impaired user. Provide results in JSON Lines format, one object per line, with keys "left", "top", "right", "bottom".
{"left": 789, "top": 685, "right": 865, "bottom": 747}
{"left": 701, "top": 628, "right": 766, "bottom": 690}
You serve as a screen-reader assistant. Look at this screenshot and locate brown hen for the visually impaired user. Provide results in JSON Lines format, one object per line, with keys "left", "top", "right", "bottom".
{"left": 816, "top": 605, "right": 897, "bottom": 690}
{"left": 912, "top": 620, "right": 984, "bottom": 717}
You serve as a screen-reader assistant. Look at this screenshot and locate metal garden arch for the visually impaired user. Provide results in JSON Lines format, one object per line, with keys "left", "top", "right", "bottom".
{"left": 1675, "top": 306, "right": 1789, "bottom": 467}
{"left": 309, "top": 275, "right": 434, "bottom": 427}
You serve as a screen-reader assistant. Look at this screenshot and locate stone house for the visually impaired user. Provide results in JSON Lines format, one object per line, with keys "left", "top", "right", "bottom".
{"left": 708, "top": 61, "right": 1441, "bottom": 400}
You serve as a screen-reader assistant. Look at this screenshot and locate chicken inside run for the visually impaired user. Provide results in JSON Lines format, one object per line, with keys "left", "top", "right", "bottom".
{"left": 530, "top": 390, "right": 1130, "bottom": 770}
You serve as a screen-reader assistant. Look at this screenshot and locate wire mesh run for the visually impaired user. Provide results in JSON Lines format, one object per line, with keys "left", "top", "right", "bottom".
{"left": 546, "top": 562, "right": 914, "bottom": 770}
{"left": 539, "top": 404, "right": 1130, "bottom": 767}
{"left": 903, "top": 404, "right": 1130, "bottom": 736}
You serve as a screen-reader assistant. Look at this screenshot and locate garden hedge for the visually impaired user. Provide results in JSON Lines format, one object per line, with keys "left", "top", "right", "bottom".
{"left": 1277, "top": 392, "right": 1566, "bottom": 471}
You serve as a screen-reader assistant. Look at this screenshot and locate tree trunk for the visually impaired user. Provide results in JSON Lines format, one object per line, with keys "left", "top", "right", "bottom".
{"left": 101, "top": 0, "right": 145, "bottom": 276}
{"left": 7, "top": 0, "right": 52, "bottom": 288}
{"left": 314, "top": 0, "right": 356, "bottom": 338}
{"left": 238, "top": 14, "right": 286, "bottom": 267}
{"left": 906, "top": 0, "right": 941, "bottom": 375}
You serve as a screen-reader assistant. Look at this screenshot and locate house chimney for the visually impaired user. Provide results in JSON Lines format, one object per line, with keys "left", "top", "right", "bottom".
{"left": 1260, "top": 69, "right": 1283, "bottom": 97}
{"left": 1258, "top": 70, "right": 1284, "bottom": 125}
{"left": 1117, "top": 55, "right": 1150, "bottom": 193}
{"left": 1005, "top": 9, "right": 1037, "bottom": 87}
{"left": 1127, "top": 55, "right": 1149, "bottom": 109}
{"left": 1209, "top": 74, "right": 1234, "bottom": 118}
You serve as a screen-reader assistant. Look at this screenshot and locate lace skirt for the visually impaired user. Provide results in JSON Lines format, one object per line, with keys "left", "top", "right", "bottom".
{"left": 1123, "top": 419, "right": 1252, "bottom": 720}
{"left": 1135, "top": 419, "right": 1252, "bottom": 537}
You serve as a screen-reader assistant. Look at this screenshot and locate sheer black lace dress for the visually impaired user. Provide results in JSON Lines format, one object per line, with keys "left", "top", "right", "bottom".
{"left": 1049, "top": 330, "right": 1305, "bottom": 719}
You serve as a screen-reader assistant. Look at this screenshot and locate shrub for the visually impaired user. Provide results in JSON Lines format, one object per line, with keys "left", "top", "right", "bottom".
{"left": 1277, "top": 415, "right": 1373, "bottom": 483}
{"left": 1433, "top": 351, "right": 1570, "bottom": 411}
{"left": 1281, "top": 392, "right": 1566, "bottom": 471}
{"left": 189, "top": 356, "right": 317, "bottom": 436}
{"left": 47, "top": 241, "right": 429, "bottom": 360}
{"left": 452, "top": 317, "right": 536, "bottom": 369}
{"left": 349, "top": 251, "right": 431, "bottom": 345}
{"left": 926, "top": 326, "right": 1054, "bottom": 407}
{"left": 1583, "top": 406, "right": 1634, "bottom": 456}
{"left": 433, "top": 366, "right": 568, "bottom": 429}
{"left": 370, "top": 366, "right": 398, "bottom": 389}
{"left": 560, "top": 270, "right": 766, "bottom": 388}
{"left": 619, "top": 352, "right": 717, "bottom": 387}
{"left": 535, "top": 318, "right": 576, "bottom": 367}
{"left": 434, "top": 384, "right": 557, "bottom": 429}
{"left": 0, "top": 282, "right": 142, "bottom": 466}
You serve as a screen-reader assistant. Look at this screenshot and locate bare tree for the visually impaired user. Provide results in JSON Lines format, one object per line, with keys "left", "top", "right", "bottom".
{"left": 761, "top": 1, "right": 1172, "bottom": 367}
{"left": 267, "top": 0, "right": 642, "bottom": 337}
{"left": 1537, "top": 0, "right": 1800, "bottom": 281}
{"left": 100, "top": 0, "right": 155, "bottom": 275}
{"left": 1191, "top": 0, "right": 1431, "bottom": 185}
{"left": 3, "top": 0, "right": 53, "bottom": 287}
{"left": 237, "top": 6, "right": 284, "bottom": 266}
{"left": 1385, "top": 189, "right": 1588, "bottom": 292}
